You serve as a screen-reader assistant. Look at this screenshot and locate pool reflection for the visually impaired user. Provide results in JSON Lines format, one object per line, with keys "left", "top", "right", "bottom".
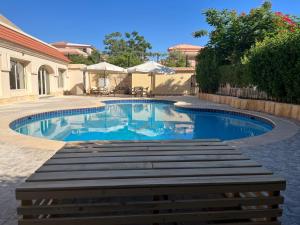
{"left": 15, "top": 103, "right": 272, "bottom": 141}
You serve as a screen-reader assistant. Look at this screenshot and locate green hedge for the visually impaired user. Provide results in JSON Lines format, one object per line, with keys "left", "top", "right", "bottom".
{"left": 195, "top": 48, "right": 220, "bottom": 93}
{"left": 219, "top": 64, "right": 251, "bottom": 87}
{"left": 245, "top": 30, "right": 300, "bottom": 102}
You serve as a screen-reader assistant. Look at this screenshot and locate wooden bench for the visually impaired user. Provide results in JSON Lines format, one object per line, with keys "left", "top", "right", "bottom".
{"left": 16, "top": 139, "right": 285, "bottom": 225}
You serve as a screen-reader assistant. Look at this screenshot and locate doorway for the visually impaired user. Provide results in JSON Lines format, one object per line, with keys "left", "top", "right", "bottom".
{"left": 38, "top": 67, "right": 50, "bottom": 95}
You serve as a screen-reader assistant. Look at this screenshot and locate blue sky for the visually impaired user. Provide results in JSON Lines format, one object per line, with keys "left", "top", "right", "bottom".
{"left": 1, "top": 0, "right": 300, "bottom": 52}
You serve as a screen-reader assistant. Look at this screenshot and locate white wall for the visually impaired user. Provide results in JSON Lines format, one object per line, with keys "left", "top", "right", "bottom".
{"left": 0, "top": 41, "right": 68, "bottom": 100}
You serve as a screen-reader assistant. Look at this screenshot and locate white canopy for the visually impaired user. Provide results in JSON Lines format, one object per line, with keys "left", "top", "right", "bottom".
{"left": 127, "top": 61, "right": 175, "bottom": 74}
{"left": 86, "top": 62, "right": 126, "bottom": 73}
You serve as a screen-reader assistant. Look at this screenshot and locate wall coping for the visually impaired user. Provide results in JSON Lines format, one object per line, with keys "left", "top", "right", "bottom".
{"left": 199, "top": 93, "right": 300, "bottom": 121}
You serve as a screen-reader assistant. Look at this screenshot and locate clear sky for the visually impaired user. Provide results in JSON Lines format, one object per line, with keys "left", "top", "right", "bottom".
{"left": 1, "top": 0, "right": 300, "bottom": 52}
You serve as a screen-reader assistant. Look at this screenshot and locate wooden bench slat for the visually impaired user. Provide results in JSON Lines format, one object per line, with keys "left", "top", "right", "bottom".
{"left": 52, "top": 150, "right": 241, "bottom": 158}
{"left": 37, "top": 160, "right": 260, "bottom": 172}
{"left": 18, "top": 196, "right": 284, "bottom": 215}
{"left": 46, "top": 154, "right": 249, "bottom": 165}
{"left": 28, "top": 167, "right": 271, "bottom": 182}
{"left": 16, "top": 183, "right": 285, "bottom": 200}
{"left": 17, "top": 174, "right": 285, "bottom": 192}
{"left": 18, "top": 208, "right": 282, "bottom": 225}
{"left": 60, "top": 145, "right": 235, "bottom": 153}
{"left": 64, "top": 141, "right": 227, "bottom": 148}
{"left": 67, "top": 139, "right": 221, "bottom": 146}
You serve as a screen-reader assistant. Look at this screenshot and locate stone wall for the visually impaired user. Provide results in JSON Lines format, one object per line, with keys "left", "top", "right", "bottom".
{"left": 199, "top": 93, "right": 300, "bottom": 121}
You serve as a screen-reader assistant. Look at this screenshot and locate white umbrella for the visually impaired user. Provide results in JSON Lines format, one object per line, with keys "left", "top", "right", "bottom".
{"left": 127, "top": 61, "right": 175, "bottom": 95}
{"left": 85, "top": 62, "right": 126, "bottom": 91}
{"left": 127, "top": 61, "right": 175, "bottom": 74}
{"left": 86, "top": 62, "right": 126, "bottom": 73}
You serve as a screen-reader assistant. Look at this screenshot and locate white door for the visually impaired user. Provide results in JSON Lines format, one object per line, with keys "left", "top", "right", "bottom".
{"left": 38, "top": 67, "right": 50, "bottom": 95}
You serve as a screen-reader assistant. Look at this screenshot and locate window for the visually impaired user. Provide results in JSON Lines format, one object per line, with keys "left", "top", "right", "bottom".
{"left": 58, "top": 69, "right": 64, "bottom": 88}
{"left": 9, "top": 60, "right": 25, "bottom": 89}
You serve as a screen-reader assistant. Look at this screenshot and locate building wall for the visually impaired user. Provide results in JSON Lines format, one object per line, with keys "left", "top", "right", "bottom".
{"left": 131, "top": 71, "right": 194, "bottom": 95}
{"left": 131, "top": 73, "right": 152, "bottom": 90}
{"left": 0, "top": 40, "right": 68, "bottom": 103}
{"left": 66, "top": 64, "right": 86, "bottom": 95}
{"left": 88, "top": 72, "right": 131, "bottom": 94}
{"left": 154, "top": 72, "right": 193, "bottom": 95}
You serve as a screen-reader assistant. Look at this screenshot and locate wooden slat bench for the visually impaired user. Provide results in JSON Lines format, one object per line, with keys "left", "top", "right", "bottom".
{"left": 16, "top": 139, "right": 285, "bottom": 225}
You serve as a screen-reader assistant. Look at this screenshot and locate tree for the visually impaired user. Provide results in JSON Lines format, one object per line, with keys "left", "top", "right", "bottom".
{"left": 148, "top": 52, "right": 167, "bottom": 62}
{"left": 243, "top": 29, "right": 300, "bottom": 102}
{"left": 195, "top": 48, "right": 220, "bottom": 93}
{"left": 194, "top": 1, "right": 299, "bottom": 93}
{"left": 103, "top": 31, "right": 152, "bottom": 67}
{"left": 164, "top": 51, "right": 190, "bottom": 67}
{"left": 194, "top": 1, "right": 279, "bottom": 64}
{"left": 68, "top": 54, "right": 89, "bottom": 65}
{"left": 88, "top": 50, "right": 102, "bottom": 64}
{"left": 69, "top": 50, "right": 102, "bottom": 65}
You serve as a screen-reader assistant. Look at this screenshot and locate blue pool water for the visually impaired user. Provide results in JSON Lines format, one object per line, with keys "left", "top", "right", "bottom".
{"left": 12, "top": 100, "right": 273, "bottom": 141}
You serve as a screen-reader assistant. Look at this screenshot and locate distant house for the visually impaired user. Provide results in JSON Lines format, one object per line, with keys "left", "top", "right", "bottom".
{"left": 51, "top": 42, "right": 96, "bottom": 58}
{"left": 168, "top": 44, "right": 203, "bottom": 67}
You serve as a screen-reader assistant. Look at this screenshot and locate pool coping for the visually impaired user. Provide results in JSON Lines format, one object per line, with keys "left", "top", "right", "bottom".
{"left": 5, "top": 97, "right": 299, "bottom": 150}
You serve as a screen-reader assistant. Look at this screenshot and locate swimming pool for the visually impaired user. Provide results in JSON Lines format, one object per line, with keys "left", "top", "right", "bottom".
{"left": 10, "top": 100, "right": 273, "bottom": 141}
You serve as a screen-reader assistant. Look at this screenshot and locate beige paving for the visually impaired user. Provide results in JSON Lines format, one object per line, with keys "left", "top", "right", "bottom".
{"left": 0, "top": 96, "right": 112, "bottom": 225}
{"left": 0, "top": 95, "right": 298, "bottom": 225}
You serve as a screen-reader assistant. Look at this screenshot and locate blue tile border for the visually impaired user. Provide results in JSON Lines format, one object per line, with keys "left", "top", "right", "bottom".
{"left": 103, "top": 99, "right": 176, "bottom": 105}
{"left": 9, "top": 106, "right": 106, "bottom": 130}
{"left": 9, "top": 99, "right": 274, "bottom": 131}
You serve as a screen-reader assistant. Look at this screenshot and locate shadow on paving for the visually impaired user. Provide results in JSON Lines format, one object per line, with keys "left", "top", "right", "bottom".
{"left": 0, "top": 176, "right": 27, "bottom": 225}
{"left": 240, "top": 129, "right": 300, "bottom": 225}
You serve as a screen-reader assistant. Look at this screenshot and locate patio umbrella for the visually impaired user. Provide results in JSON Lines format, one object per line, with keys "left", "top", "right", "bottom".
{"left": 85, "top": 62, "right": 126, "bottom": 90}
{"left": 86, "top": 62, "right": 126, "bottom": 73}
{"left": 127, "top": 61, "right": 175, "bottom": 74}
{"left": 127, "top": 61, "right": 175, "bottom": 94}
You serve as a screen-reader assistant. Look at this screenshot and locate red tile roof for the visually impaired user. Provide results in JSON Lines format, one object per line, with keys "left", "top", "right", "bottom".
{"left": 58, "top": 48, "right": 88, "bottom": 56}
{"left": 52, "top": 41, "right": 93, "bottom": 48}
{"left": 0, "top": 24, "right": 70, "bottom": 63}
{"left": 168, "top": 44, "right": 203, "bottom": 52}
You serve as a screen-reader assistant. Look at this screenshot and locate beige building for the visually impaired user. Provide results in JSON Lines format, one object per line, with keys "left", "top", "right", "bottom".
{"left": 0, "top": 15, "right": 70, "bottom": 104}
{"left": 51, "top": 42, "right": 95, "bottom": 58}
{"left": 168, "top": 44, "right": 203, "bottom": 67}
{"left": 0, "top": 15, "right": 197, "bottom": 103}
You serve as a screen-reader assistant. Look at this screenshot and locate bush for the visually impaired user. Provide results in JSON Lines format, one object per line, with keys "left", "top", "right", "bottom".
{"left": 219, "top": 64, "right": 251, "bottom": 87}
{"left": 244, "top": 30, "right": 300, "bottom": 102}
{"left": 196, "top": 48, "right": 220, "bottom": 93}
{"left": 194, "top": 1, "right": 300, "bottom": 103}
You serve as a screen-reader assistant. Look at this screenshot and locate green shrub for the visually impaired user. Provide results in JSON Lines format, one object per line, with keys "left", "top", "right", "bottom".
{"left": 244, "top": 30, "right": 300, "bottom": 102}
{"left": 196, "top": 48, "right": 220, "bottom": 93}
{"left": 219, "top": 64, "right": 251, "bottom": 87}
